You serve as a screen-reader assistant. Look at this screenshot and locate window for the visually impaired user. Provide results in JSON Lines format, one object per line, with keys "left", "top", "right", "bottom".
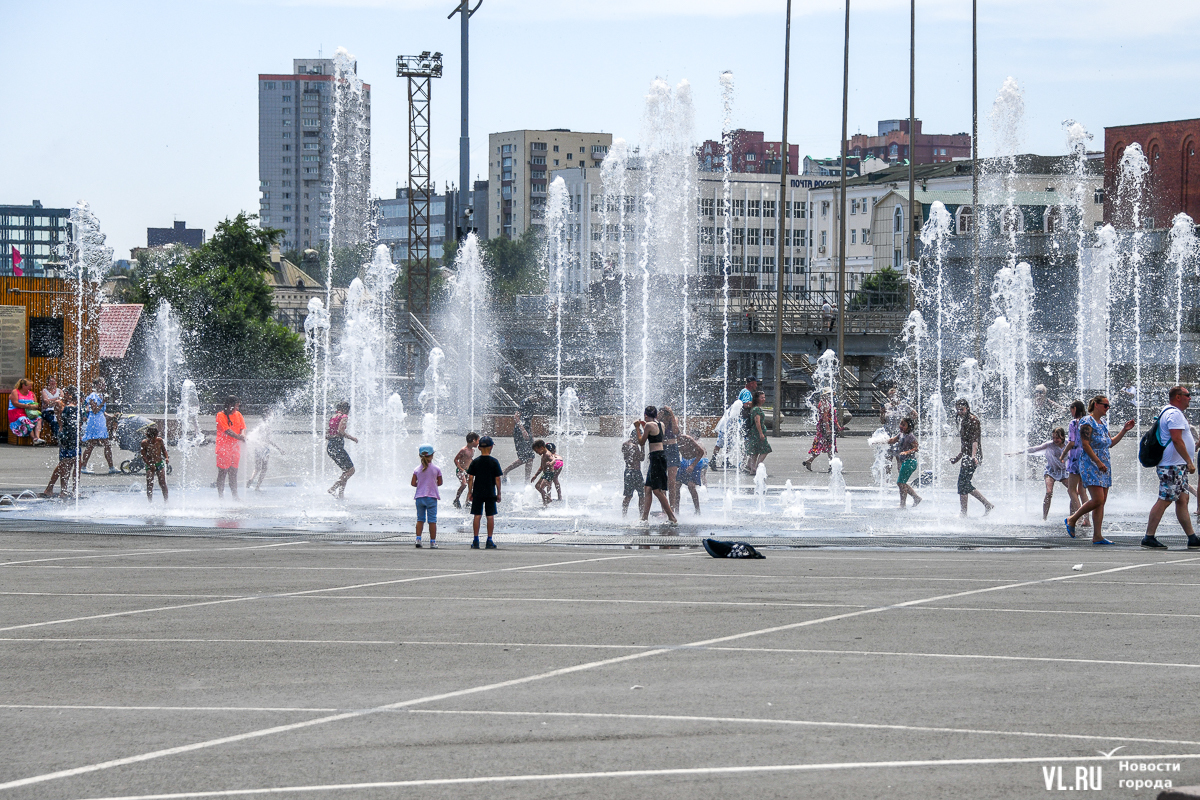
{"left": 264, "top": 81, "right": 276, "bottom": 90}
{"left": 716, "top": 198, "right": 726, "bottom": 217}
{"left": 1044, "top": 206, "right": 1062, "bottom": 233}
{"left": 851, "top": 228, "right": 857, "bottom": 244}
{"left": 566, "top": 153, "right": 573, "bottom": 160}
{"left": 532, "top": 156, "right": 546, "bottom": 165}
{"left": 851, "top": 199, "right": 859, "bottom": 215}
{"left": 1001, "top": 206, "right": 1023, "bottom": 233}
{"left": 1094, "top": 188, "right": 1105, "bottom": 205}
{"left": 746, "top": 256, "right": 760, "bottom": 272}
{"left": 957, "top": 205, "right": 973, "bottom": 234}
{"left": 553, "top": 145, "right": 559, "bottom": 152}
{"left": 747, "top": 228, "right": 760, "bottom": 246}
{"left": 302, "top": 118, "right": 319, "bottom": 128}
{"left": 732, "top": 228, "right": 745, "bottom": 246}
{"left": 716, "top": 227, "right": 727, "bottom": 245}
{"left": 282, "top": 95, "right": 291, "bottom": 102}
{"left": 748, "top": 200, "right": 760, "bottom": 217}
{"left": 502, "top": 157, "right": 512, "bottom": 167}
{"left": 763, "top": 200, "right": 776, "bottom": 218}
{"left": 700, "top": 254, "right": 716, "bottom": 273}
{"left": 529, "top": 142, "right": 544, "bottom": 151}
{"left": 282, "top": 144, "right": 291, "bottom": 151}
{"left": 746, "top": 153, "right": 756, "bottom": 162}
{"left": 893, "top": 206, "right": 904, "bottom": 233}
{"left": 731, "top": 255, "right": 744, "bottom": 273}
{"left": 282, "top": 119, "right": 292, "bottom": 127}
{"left": 821, "top": 201, "right": 829, "bottom": 217}
{"left": 762, "top": 256, "right": 775, "bottom": 273}
{"left": 591, "top": 224, "right": 602, "bottom": 241}
{"left": 303, "top": 143, "right": 318, "bottom": 150}
{"left": 303, "top": 155, "right": 318, "bottom": 162}
{"left": 763, "top": 227, "right": 775, "bottom": 246}
{"left": 890, "top": 143, "right": 899, "bottom": 159}
{"left": 579, "top": 147, "right": 585, "bottom": 153}
{"left": 554, "top": 159, "right": 559, "bottom": 166}
{"left": 862, "top": 228, "right": 870, "bottom": 245}
{"left": 700, "top": 198, "right": 715, "bottom": 216}
{"left": 283, "top": 204, "right": 292, "bottom": 210}
{"left": 732, "top": 199, "right": 745, "bottom": 217}
{"left": 700, "top": 226, "right": 714, "bottom": 244}
{"left": 282, "top": 156, "right": 292, "bottom": 163}
{"left": 820, "top": 230, "right": 827, "bottom": 247}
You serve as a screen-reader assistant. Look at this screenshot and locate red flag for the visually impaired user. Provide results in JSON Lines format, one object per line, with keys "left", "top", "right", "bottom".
{"left": 10, "top": 246, "right": 22, "bottom": 277}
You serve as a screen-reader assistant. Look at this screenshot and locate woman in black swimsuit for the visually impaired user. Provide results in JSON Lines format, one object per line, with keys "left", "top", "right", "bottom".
{"left": 634, "top": 406, "right": 678, "bottom": 524}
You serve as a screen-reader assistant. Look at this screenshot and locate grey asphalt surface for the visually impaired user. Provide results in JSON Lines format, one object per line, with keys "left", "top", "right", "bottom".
{"left": 2, "top": 530, "right": 1199, "bottom": 799}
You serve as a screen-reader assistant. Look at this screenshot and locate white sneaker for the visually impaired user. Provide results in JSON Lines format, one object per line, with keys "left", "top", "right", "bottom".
{"left": 429, "top": 541, "right": 438, "bottom": 549}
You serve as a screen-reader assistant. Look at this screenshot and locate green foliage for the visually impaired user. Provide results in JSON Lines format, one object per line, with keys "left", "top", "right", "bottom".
{"left": 311, "top": 241, "right": 373, "bottom": 288}
{"left": 849, "top": 266, "right": 907, "bottom": 311}
{"left": 482, "top": 228, "right": 544, "bottom": 304}
{"left": 133, "top": 213, "right": 306, "bottom": 380}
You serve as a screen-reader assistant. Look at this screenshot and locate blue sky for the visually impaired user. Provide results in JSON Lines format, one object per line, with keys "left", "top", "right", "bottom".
{"left": 4, "top": 0, "right": 1198, "bottom": 258}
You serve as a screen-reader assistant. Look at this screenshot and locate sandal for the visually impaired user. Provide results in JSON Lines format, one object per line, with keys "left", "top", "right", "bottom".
{"left": 1064, "top": 518, "right": 1076, "bottom": 538}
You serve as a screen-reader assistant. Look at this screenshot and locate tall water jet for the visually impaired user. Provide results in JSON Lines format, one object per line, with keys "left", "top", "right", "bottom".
{"left": 901, "top": 310, "right": 928, "bottom": 478}
{"left": 543, "top": 177, "right": 571, "bottom": 428}
{"left": 991, "top": 262, "right": 1035, "bottom": 499}
{"left": 152, "top": 302, "right": 181, "bottom": 426}
{"left": 177, "top": 378, "right": 199, "bottom": 506}
{"left": 1168, "top": 214, "right": 1198, "bottom": 384}
{"left": 986, "top": 316, "right": 1018, "bottom": 494}
{"left": 720, "top": 71, "right": 735, "bottom": 409}
{"left": 1117, "top": 142, "right": 1150, "bottom": 498}
{"left": 387, "top": 393, "right": 407, "bottom": 477}
{"left": 1063, "top": 120, "right": 1095, "bottom": 391}
{"left": 557, "top": 386, "right": 586, "bottom": 510}
{"left": 600, "top": 139, "right": 630, "bottom": 428}
{"left": 304, "top": 296, "right": 331, "bottom": 483}
{"left": 954, "top": 358, "right": 985, "bottom": 412}
{"left": 69, "top": 201, "right": 113, "bottom": 506}
{"left": 989, "top": 77, "right": 1025, "bottom": 271}
{"left": 919, "top": 201, "right": 953, "bottom": 433}
{"left": 338, "top": 248, "right": 394, "bottom": 479}
{"left": 418, "top": 347, "right": 448, "bottom": 441}
{"left": 443, "top": 232, "right": 491, "bottom": 431}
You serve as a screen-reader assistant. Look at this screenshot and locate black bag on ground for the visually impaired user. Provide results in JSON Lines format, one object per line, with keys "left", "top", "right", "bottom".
{"left": 702, "top": 538, "right": 766, "bottom": 559}
{"left": 1138, "top": 411, "right": 1166, "bottom": 468}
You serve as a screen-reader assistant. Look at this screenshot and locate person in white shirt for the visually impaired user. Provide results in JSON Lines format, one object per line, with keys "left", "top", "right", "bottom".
{"left": 1142, "top": 386, "right": 1199, "bottom": 549}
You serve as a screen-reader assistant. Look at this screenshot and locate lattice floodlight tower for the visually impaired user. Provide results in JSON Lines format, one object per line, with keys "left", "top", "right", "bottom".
{"left": 396, "top": 51, "right": 442, "bottom": 320}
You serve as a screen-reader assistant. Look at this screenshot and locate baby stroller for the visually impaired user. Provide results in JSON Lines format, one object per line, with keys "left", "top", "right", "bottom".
{"left": 116, "top": 414, "right": 173, "bottom": 475}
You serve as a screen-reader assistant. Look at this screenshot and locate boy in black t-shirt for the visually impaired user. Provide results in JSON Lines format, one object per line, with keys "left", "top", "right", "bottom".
{"left": 466, "top": 436, "right": 503, "bottom": 549}
{"left": 41, "top": 387, "right": 80, "bottom": 498}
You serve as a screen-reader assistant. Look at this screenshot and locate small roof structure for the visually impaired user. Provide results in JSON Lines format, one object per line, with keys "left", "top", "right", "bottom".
{"left": 98, "top": 304, "right": 143, "bottom": 360}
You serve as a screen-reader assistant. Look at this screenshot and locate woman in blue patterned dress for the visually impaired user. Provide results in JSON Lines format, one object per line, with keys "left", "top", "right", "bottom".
{"left": 1065, "top": 395, "right": 1135, "bottom": 545}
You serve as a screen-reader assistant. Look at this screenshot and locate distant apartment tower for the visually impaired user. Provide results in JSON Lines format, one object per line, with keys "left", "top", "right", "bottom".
{"left": 0, "top": 200, "right": 71, "bottom": 277}
{"left": 146, "top": 221, "right": 205, "bottom": 249}
{"left": 697, "top": 130, "right": 800, "bottom": 175}
{"left": 847, "top": 119, "right": 970, "bottom": 166}
{"left": 488, "top": 130, "right": 612, "bottom": 239}
{"left": 258, "top": 58, "right": 371, "bottom": 251}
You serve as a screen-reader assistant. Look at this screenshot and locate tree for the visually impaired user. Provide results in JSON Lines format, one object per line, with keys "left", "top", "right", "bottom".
{"left": 482, "top": 228, "right": 544, "bottom": 304}
{"left": 133, "top": 213, "right": 306, "bottom": 381}
{"left": 849, "top": 266, "right": 906, "bottom": 311}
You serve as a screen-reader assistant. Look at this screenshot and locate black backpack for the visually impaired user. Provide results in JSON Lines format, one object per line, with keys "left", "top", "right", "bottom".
{"left": 1137, "top": 411, "right": 1166, "bottom": 468}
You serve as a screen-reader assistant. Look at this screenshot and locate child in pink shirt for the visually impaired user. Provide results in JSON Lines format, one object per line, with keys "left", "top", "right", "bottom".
{"left": 411, "top": 444, "right": 443, "bottom": 548}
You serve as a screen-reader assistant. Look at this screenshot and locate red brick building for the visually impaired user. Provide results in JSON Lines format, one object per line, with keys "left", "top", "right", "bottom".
{"left": 1104, "top": 118, "right": 1200, "bottom": 229}
{"left": 846, "top": 119, "right": 971, "bottom": 166}
{"left": 697, "top": 130, "right": 800, "bottom": 175}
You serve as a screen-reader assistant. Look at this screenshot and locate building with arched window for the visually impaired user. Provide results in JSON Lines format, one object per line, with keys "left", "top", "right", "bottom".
{"left": 1104, "top": 118, "right": 1200, "bottom": 228}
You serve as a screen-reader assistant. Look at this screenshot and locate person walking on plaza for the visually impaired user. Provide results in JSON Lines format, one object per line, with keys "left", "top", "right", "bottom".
{"left": 466, "top": 436, "right": 503, "bottom": 549}
{"left": 502, "top": 406, "right": 536, "bottom": 483}
{"left": 660, "top": 406, "right": 682, "bottom": 511}
{"left": 1007, "top": 427, "right": 1069, "bottom": 521}
{"left": 214, "top": 396, "right": 247, "bottom": 499}
{"left": 140, "top": 425, "right": 169, "bottom": 503}
{"left": 738, "top": 376, "right": 759, "bottom": 404}
{"left": 452, "top": 432, "right": 479, "bottom": 509}
{"left": 411, "top": 444, "right": 442, "bottom": 548}
{"left": 1064, "top": 395, "right": 1135, "bottom": 544}
{"left": 1064, "top": 400, "right": 1091, "bottom": 529}
{"left": 889, "top": 416, "right": 922, "bottom": 509}
{"left": 245, "top": 415, "right": 284, "bottom": 493}
{"left": 1141, "top": 386, "right": 1200, "bottom": 549}
{"left": 634, "top": 406, "right": 678, "bottom": 525}
{"left": 880, "top": 387, "right": 913, "bottom": 476}
{"left": 79, "top": 379, "right": 116, "bottom": 473}
{"left": 746, "top": 391, "right": 773, "bottom": 473}
{"left": 803, "top": 388, "right": 840, "bottom": 472}
{"left": 950, "top": 398, "right": 995, "bottom": 517}
{"left": 40, "top": 387, "right": 79, "bottom": 498}
{"left": 325, "top": 401, "right": 358, "bottom": 500}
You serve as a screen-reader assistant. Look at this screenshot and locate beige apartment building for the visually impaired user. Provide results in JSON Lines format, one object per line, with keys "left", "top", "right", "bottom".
{"left": 488, "top": 129, "right": 613, "bottom": 238}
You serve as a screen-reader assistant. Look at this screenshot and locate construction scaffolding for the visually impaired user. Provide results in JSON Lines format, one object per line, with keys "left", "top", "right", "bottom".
{"left": 396, "top": 51, "right": 442, "bottom": 320}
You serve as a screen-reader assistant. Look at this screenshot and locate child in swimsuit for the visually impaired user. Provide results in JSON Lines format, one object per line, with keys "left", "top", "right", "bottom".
{"left": 140, "top": 425, "right": 169, "bottom": 503}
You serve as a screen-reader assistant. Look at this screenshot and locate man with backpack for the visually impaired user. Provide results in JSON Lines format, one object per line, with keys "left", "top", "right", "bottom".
{"left": 1142, "top": 386, "right": 1200, "bottom": 549}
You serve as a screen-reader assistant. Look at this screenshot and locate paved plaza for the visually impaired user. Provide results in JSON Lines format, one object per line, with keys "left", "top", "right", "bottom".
{"left": 2, "top": 526, "right": 1199, "bottom": 799}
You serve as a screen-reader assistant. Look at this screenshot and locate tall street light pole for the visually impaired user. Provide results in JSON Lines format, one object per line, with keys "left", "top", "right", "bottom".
{"left": 907, "top": 0, "right": 916, "bottom": 301}
{"left": 772, "top": 0, "right": 792, "bottom": 438}
{"left": 836, "top": 0, "right": 850, "bottom": 366}
{"left": 449, "top": 0, "right": 482, "bottom": 242}
{"left": 971, "top": 0, "right": 981, "bottom": 360}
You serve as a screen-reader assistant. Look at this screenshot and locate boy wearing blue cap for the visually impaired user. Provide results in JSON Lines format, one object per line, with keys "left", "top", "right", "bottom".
{"left": 411, "top": 444, "right": 442, "bottom": 548}
{"left": 466, "top": 436, "right": 503, "bottom": 548}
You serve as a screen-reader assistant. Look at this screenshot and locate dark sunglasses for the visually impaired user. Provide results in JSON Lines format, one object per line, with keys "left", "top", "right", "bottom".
{"left": 1096, "top": 401, "right": 1110, "bottom": 408}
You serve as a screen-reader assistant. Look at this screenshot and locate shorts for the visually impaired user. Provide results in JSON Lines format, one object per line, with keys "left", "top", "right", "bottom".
{"left": 514, "top": 434, "right": 534, "bottom": 462}
{"left": 541, "top": 465, "right": 562, "bottom": 483}
{"left": 646, "top": 451, "right": 669, "bottom": 492}
{"left": 326, "top": 439, "right": 354, "bottom": 471}
{"left": 1157, "top": 464, "right": 1189, "bottom": 502}
{"left": 147, "top": 460, "right": 166, "bottom": 474}
{"left": 663, "top": 442, "right": 681, "bottom": 469}
{"left": 58, "top": 447, "right": 77, "bottom": 461}
{"left": 897, "top": 457, "right": 918, "bottom": 485}
{"left": 623, "top": 468, "right": 645, "bottom": 498}
{"left": 957, "top": 461, "right": 978, "bottom": 495}
{"left": 470, "top": 497, "right": 497, "bottom": 517}
{"left": 415, "top": 496, "right": 438, "bottom": 523}
{"left": 456, "top": 467, "right": 467, "bottom": 482}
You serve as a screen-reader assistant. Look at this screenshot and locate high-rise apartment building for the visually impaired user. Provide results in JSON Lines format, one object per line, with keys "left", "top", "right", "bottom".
{"left": 487, "top": 130, "right": 612, "bottom": 239}
{"left": 1, "top": 200, "right": 71, "bottom": 277}
{"left": 258, "top": 58, "right": 371, "bottom": 251}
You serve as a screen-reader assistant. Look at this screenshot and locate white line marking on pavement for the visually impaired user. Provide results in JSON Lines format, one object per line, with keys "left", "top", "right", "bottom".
{"left": 918, "top": 604, "right": 1200, "bottom": 619}
{"left": 64, "top": 753, "right": 1200, "bottom": 799}
{"left": 7, "top": 704, "right": 1200, "bottom": 753}
{"left": 0, "top": 554, "right": 642, "bottom": 633}
{"left": 0, "top": 638, "right": 398, "bottom": 645}
{"left": 2, "top": 554, "right": 1194, "bottom": 793}
{"left": 702, "top": 646, "right": 1200, "bottom": 670}
{"left": 0, "top": 541, "right": 305, "bottom": 567}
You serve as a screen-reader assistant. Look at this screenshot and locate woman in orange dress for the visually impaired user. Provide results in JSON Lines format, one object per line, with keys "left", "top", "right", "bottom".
{"left": 215, "top": 395, "right": 247, "bottom": 499}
